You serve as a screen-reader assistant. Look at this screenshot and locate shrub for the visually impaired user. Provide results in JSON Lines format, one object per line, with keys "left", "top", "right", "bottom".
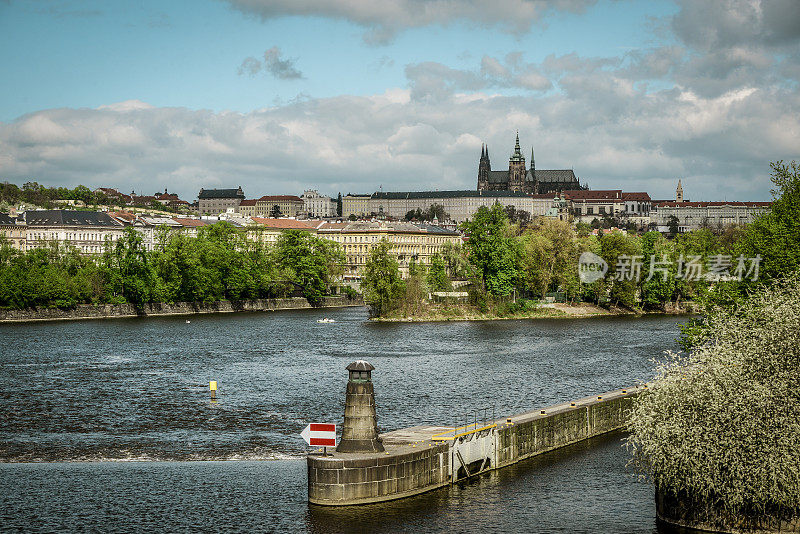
{"left": 627, "top": 274, "right": 800, "bottom": 517}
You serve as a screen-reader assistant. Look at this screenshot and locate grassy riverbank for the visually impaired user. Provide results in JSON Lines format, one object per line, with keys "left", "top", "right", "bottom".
{"left": 371, "top": 302, "right": 694, "bottom": 322}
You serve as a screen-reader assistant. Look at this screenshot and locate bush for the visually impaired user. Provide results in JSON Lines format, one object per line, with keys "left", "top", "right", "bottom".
{"left": 627, "top": 274, "right": 800, "bottom": 517}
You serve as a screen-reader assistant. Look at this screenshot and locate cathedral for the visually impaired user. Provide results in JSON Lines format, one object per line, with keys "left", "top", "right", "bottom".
{"left": 477, "top": 133, "right": 581, "bottom": 195}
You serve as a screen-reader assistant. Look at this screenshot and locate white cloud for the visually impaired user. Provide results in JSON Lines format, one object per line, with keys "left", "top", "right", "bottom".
{"left": 1, "top": 1, "right": 798, "bottom": 203}
{"left": 223, "top": 0, "right": 598, "bottom": 44}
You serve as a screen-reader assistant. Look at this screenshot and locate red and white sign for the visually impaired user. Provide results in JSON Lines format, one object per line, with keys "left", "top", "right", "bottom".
{"left": 301, "top": 423, "right": 336, "bottom": 447}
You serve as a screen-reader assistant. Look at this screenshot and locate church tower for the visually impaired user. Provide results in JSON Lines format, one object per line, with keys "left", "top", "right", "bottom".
{"left": 507, "top": 132, "right": 526, "bottom": 192}
{"left": 676, "top": 179, "right": 684, "bottom": 202}
{"left": 528, "top": 147, "right": 537, "bottom": 194}
{"left": 477, "top": 143, "right": 491, "bottom": 191}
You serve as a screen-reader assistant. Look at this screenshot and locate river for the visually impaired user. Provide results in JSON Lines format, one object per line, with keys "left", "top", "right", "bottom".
{"left": 0, "top": 306, "right": 688, "bottom": 532}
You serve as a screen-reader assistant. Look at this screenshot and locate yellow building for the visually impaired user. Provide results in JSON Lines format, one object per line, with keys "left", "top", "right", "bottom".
{"left": 317, "top": 221, "right": 461, "bottom": 284}
{"left": 247, "top": 217, "right": 319, "bottom": 244}
{"left": 0, "top": 213, "right": 26, "bottom": 250}
{"left": 239, "top": 195, "right": 304, "bottom": 218}
{"left": 342, "top": 194, "right": 371, "bottom": 218}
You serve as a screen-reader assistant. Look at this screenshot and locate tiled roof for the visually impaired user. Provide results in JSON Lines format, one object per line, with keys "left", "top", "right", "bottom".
{"left": 0, "top": 213, "right": 19, "bottom": 225}
{"left": 337, "top": 221, "right": 458, "bottom": 235}
{"left": 24, "top": 210, "right": 123, "bottom": 228}
{"left": 239, "top": 199, "right": 257, "bottom": 206}
{"left": 198, "top": 188, "right": 244, "bottom": 200}
{"left": 621, "top": 192, "right": 652, "bottom": 201}
{"left": 530, "top": 169, "right": 579, "bottom": 183}
{"left": 250, "top": 217, "right": 317, "bottom": 230}
{"left": 173, "top": 218, "right": 211, "bottom": 227}
{"left": 655, "top": 201, "right": 772, "bottom": 208}
{"left": 256, "top": 195, "right": 304, "bottom": 202}
{"left": 371, "top": 190, "right": 532, "bottom": 200}
{"left": 109, "top": 211, "right": 136, "bottom": 222}
{"left": 563, "top": 190, "right": 622, "bottom": 200}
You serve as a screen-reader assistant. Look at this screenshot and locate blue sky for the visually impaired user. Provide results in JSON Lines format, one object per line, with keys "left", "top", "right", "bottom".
{"left": 0, "top": 0, "right": 798, "bottom": 201}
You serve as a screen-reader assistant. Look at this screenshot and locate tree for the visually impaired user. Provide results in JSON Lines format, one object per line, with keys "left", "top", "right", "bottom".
{"left": 505, "top": 205, "right": 531, "bottom": 226}
{"left": 736, "top": 160, "right": 800, "bottom": 287}
{"left": 667, "top": 215, "right": 679, "bottom": 238}
{"left": 273, "top": 230, "right": 344, "bottom": 305}
{"left": 598, "top": 231, "right": 641, "bottom": 308}
{"left": 336, "top": 193, "right": 342, "bottom": 216}
{"left": 110, "top": 227, "right": 156, "bottom": 305}
{"left": 270, "top": 205, "right": 282, "bottom": 218}
{"left": 426, "top": 254, "right": 451, "bottom": 292}
{"left": 360, "top": 240, "right": 404, "bottom": 317}
{"left": 461, "top": 204, "right": 520, "bottom": 296}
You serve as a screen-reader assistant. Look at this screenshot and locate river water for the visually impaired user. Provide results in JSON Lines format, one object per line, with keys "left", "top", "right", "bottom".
{"left": 0, "top": 307, "right": 688, "bottom": 532}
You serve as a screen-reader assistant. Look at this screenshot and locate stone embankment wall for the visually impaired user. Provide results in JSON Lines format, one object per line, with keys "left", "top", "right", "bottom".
{"left": 308, "top": 443, "right": 451, "bottom": 505}
{"left": 496, "top": 390, "right": 634, "bottom": 469}
{"left": 656, "top": 487, "right": 800, "bottom": 533}
{"left": 0, "top": 296, "right": 363, "bottom": 323}
{"left": 308, "top": 388, "right": 638, "bottom": 506}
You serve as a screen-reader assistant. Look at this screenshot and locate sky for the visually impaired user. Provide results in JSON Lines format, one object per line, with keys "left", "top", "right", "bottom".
{"left": 0, "top": 0, "right": 798, "bottom": 202}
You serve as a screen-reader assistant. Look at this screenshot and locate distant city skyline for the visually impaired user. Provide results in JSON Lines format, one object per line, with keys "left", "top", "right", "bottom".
{"left": 1, "top": 0, "right": 798, "bottom": 202}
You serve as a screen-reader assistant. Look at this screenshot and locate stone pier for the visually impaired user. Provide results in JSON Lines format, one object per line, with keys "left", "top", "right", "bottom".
{"left": 307, "top": 361, "right": 643, "bottom": 506}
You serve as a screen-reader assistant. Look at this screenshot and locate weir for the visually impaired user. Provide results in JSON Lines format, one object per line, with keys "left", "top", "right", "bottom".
{"left": 307, "top": 361, "right": 643, "bottom": 506}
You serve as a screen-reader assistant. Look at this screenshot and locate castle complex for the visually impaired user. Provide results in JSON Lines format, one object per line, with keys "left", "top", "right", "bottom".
{"left": 477, "top": 133, "right": 581, "bottom": 195}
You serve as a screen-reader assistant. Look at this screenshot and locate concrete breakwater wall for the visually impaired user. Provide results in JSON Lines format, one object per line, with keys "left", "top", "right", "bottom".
{"left": 656, "top": 488, "right": 800, "bottom": 533}
{"left": 307, "top": 386, "right": 640, "bottom": 506}
{"left": 0, "top": 296, "right": 363, "bottom": 323}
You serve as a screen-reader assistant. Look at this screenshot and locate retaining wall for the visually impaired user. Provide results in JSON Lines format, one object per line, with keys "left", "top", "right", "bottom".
{"left": 0, "top": 296, "right": 363, "bottom": 323}
{"left": 308, "top": 443, "right": 450, "bottom": 506}
{"left": 308, "top": 387, "right": 639, "bottom": 506}
{"left": 656, "top": 487, "right": 800, "bottom": 533}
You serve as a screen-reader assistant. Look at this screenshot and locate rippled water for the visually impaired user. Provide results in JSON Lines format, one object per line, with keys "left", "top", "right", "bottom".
{"left": 0, "top": 307, "right": 688, "bottom": 532}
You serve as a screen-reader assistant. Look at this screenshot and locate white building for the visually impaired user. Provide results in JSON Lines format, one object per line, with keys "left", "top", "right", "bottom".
{"left": 651, "top": 201, "right": 771, "bottom": 231}
{"left": 24, "top": 210, "right": 125, "bottom": 254}
{"left": 301, "top": 190, "right": 337, "bottom": 218}
{"left": 364, "top": 190, "right": 555, "bottom": 223}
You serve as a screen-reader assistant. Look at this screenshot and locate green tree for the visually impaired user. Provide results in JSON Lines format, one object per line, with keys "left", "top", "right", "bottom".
{"left": 273, "top": 230, "right": 344, "bottom": 305}
{"left": 360, "top": 240, "right": 403, "bottom": 317}
{"left": 598, "top": 231, "right": 641, "bottom": 307}
{"left": 667, "top": 215, "right": 679, "bottom": 238}
{"left": 461, "top": 204, "right": 520, "bottom": 296}
{"left": 426, "top": 254, "right": 452, "bottom": 292}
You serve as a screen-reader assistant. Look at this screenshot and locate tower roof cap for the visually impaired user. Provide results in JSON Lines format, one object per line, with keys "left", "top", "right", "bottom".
{"left": 346, "top": 360, "right": 375, "bottom": 371}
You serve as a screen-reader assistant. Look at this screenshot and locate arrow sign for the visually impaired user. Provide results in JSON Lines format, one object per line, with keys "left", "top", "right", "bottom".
{"left": 301, "top": 423, "right": 336, "bottom": 447}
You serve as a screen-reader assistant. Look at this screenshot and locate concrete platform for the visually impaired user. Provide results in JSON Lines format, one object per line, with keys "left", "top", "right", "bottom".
{"left": 308, "top": 386, "right": 644, "bottom": 506}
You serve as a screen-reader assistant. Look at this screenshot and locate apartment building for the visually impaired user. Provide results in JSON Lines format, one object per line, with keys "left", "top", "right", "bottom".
{"left": 316, "top": 220, "right": 461, "bottom": 284}
{"left": 238, "top": 195, "right": 304, "bottom": 218}
{"left": 0, "top": 213, "right": 26, "bottom": 250}
{"left": 301, "top": 190, "right": 337, "bottom": 218}
{"left": 651, "top": 201, "right": 771, "bottom": 231}
{"left": 198, "top": 187, "right": 245, "bottom": 215}
{"left": 24, "top": 210, "right": 125, "bottom": 254}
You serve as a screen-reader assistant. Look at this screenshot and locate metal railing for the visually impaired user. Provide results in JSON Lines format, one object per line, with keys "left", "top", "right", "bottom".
{"left": 431, "top": 406, "right": 498, "bottom": 441}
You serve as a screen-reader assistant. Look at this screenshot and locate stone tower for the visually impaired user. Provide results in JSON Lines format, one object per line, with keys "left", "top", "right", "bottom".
{"left": 477, "top": 143, "right": 491, "bottom": 191}
{"left": 336, "top": 360, "right": 385, "bottom": 453}
{"left": 508, "top": 132, "right": 527, "bottom": 192}
{"left": 676, "top": 180, "right": 684, "bottom": 202}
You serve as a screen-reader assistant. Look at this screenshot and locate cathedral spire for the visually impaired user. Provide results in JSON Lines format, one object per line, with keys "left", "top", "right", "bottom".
{"left": 514, "top": 131, "right": 521, "bottom": 156}
{"left": 530, "top": 147, "right": 535, "bottom": 170}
